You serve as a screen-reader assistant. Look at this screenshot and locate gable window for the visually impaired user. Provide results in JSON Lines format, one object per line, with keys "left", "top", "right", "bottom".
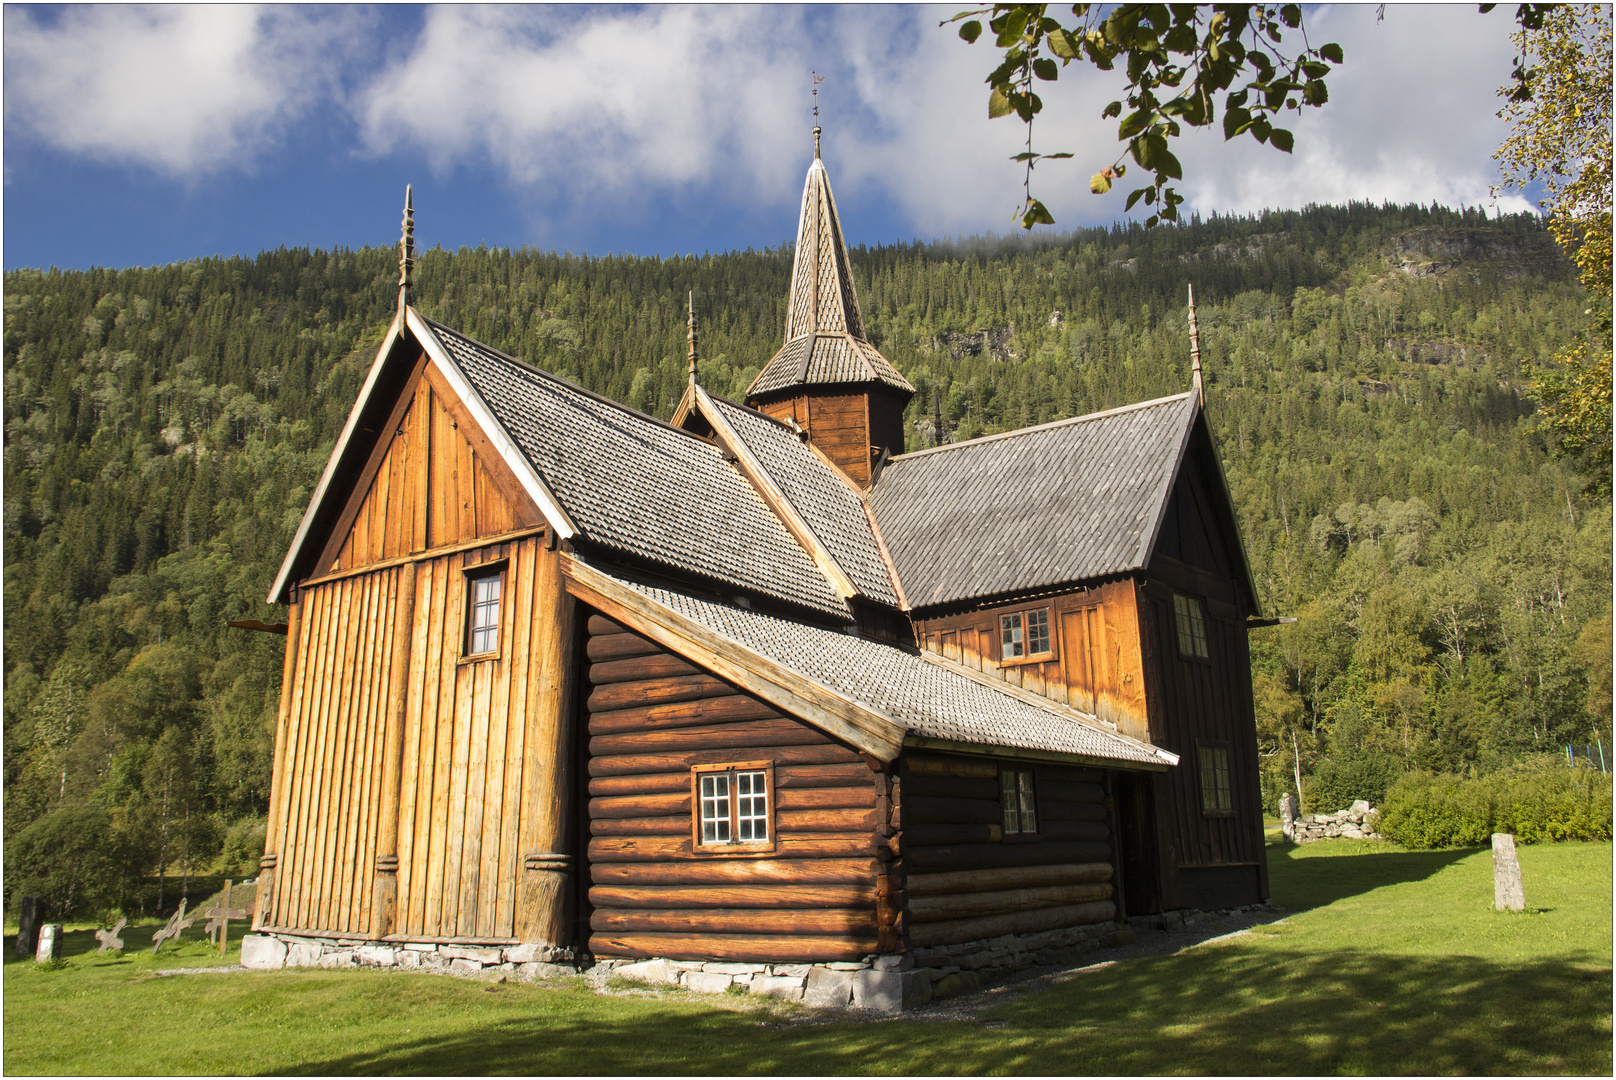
{"left": 1000, "top": 608, "right": 1052, "bottom": 662}
{"left": 691, "top": 762, "right": 774, "bottom": 851}
{"left": 1173, "top": 593, "right": 1209, "bottom": 660}
{"left": 464, "top": 565, "right": 504, "bottom": 657}
{"left": 1198, "top": 743, "right": 1233, "bottom": 816}
{"left": 999, "top": 766, "right": 1038, "bottom": 835}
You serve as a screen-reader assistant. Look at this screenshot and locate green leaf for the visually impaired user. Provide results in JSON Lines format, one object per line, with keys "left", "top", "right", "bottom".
{"left": 1269, "top": 127, "right": 1294, "bottom": 153}
{"left": 1320, "top": 41, "right": 1344, "bottom": 63}
{"left": 1047, "top": 28, "right": 1079, "bottom": 58}
{"left": 1017, "top": 198, "right": 1057, "bottom": 229}
{"left": 1145, "top": 214, "right": 1160, "bottom": 228}
{"left": 1091, "top": 170, "right": 1114, "bottom": 195}
{"left": 1124, "top": 186, "right": 1147, "bottom": 211}
{"left": 1033, "top": 57, "right": 1059, "bottom": 81}
{"left": 959, "top": 19, "right": 983, "bottom": 43}
{"left": 1102, "top": 100, "right": 1124, "bottom": 119}
{"left": 1159, "top": 147, "right": 1183, "bottom": 181}
{"left": 989, "top": 87, "right": 1014, "bottom": 119}
{"left": 1118, "top": 107, "right": 1154, "bottom": 138}
{"left": 1303, "top": 79, "right": 1328, "bottom": 106}
{"left": 1280, "top": 4, "right": 1302, "bottom": 29}
{"left": 1222, "top": 105, "right": 1252, "bottom": 140}
{"left": 995, "top": 7, "right": 1029, "bottom": 46}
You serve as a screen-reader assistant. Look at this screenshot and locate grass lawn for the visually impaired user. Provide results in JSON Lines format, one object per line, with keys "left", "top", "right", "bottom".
{"left": 5, "top": 838, "right": 1610, "bottom": 1075}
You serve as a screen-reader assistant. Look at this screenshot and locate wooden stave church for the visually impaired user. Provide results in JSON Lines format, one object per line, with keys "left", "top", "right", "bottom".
{"left": 246, "top": 144, "right": 1268, "bottom": 974}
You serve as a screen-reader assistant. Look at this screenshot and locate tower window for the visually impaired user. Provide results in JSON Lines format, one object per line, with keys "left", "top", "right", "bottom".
{"left": 464, "top": 566, "right": 504, "bottom": 657}
{"left": 1173, "top": 593, "right": 1209, "bottom": 660}
{"left": 1000, "top": 608, "right": 1052, "bottom": 661}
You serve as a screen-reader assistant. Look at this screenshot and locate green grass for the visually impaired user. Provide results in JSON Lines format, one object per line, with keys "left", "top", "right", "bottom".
{"left": 6, "top": 839, "right": 1610, "bottom": 1075}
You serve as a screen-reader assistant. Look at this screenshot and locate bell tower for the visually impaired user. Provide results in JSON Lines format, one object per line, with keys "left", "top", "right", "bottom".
{"left": 744, "top": 136, "right": 914, "bottom": 486}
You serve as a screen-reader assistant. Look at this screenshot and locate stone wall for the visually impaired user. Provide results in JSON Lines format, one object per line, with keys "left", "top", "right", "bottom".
{"left": 240, "top": 934, "right": 575, "bottom": 979}
{"left": 1291, "top": 799, "right": 1382, "bottom": 842}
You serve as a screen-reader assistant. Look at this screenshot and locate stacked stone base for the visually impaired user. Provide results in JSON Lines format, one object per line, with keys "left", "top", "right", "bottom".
{"left": 240, "top": 933, "right": 576, "bottom": 978}
{"left": 1291, "top": 799, "right": 1382, "bottom": 843}
{"left": 241, "top": 919, "right": 1132, "bottom": 1012}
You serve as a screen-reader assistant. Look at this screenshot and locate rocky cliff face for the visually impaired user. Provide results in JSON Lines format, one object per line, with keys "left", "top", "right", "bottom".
{"left": 1389, "top": 227, "right": 1563, "bottom": 279}
{"left": 925, "top": 325, "right": 1018, "bottom": 362}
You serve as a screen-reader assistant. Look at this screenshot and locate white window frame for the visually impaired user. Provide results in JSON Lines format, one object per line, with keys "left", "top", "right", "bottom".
{"left": 691, "top": 761, "right": 775, "bottom": 854}
{"left": 999, "top": 607, "right": 1054, "bottom": 664}
{"left": 999, "top": 766, "right": 1039, "bottom": 836}
{"left": 463, "top": 562, "right": 506, "bottom": 659}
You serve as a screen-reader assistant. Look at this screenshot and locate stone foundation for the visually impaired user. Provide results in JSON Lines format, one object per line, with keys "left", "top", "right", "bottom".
{"left": 241, "top": 917, "right": 1140, "bottom": 1013}
{"left": 240, "top": 933, "right": 577, "bottom": 978}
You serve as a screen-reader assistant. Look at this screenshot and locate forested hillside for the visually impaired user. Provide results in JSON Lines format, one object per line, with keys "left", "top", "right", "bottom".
{"left": 5, "top": 202, "right": 1609, "bottom": 917}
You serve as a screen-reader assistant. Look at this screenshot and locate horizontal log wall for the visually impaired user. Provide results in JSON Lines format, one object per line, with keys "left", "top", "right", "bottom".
{"left": 900, "top": 749, "right": 1117, "bottom": 948}
{"left": 583, "top": 613, "right": 884, "bottom": 962}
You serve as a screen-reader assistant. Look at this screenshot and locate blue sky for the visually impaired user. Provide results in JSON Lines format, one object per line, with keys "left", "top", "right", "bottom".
{"left": 4, "top": 4, "right": 1540, "bottom": 271}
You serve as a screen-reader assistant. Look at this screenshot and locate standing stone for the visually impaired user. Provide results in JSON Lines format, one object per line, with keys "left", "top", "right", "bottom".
{"left": 34, "top": 923, "right": 63, "bottom": 963}
{"left": 1492, "top": 833, "right": 1525, "bottom": 911}
{"left": 15, "top": 896, "right": 41, "bottom": 958}
{"left": 1279, "top": 794, "right": 1299, "bottom": 840}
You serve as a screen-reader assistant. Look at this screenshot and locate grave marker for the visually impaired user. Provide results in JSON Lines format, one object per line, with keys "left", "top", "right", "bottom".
{"left": 1492, "top": 832, "right": 1525, "bottom": 911}
{"left": 15, "top": 895, "right": 42, "bottom": 958}
{"left": 95, "top": 917, "right": 127, "bottom": 954}
{"left": 151, "top": 899, "right": 198, "bottom": 955}
{"left": 203, "top": 880, "right": 255, "bottom": 956}
{"left": 34, "top": 923, "right": 63, "bottom": 963}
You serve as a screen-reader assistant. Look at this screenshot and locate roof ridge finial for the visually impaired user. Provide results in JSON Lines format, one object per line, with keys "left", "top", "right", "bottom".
{"left": 812, "top": 71, "right": 824, "bottom": 159}
{"left": 687, "top": 291, "right": 699, "bottom": 387}
{"left": 399, "top": 184, "right": 415, "bottom": 314}
{"left": 1188, "top": 282, "right": 1203, "bottom": 407}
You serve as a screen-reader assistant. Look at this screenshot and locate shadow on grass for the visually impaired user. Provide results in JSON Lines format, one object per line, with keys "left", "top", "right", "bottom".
{"left": 1266, "top": 841, "right": 1474, "bottom": 914}
{"left": 272, "top": 945, "right": 1612, "bottom": 1077}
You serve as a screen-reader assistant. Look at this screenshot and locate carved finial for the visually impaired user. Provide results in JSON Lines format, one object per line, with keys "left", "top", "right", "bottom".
{"left": 1188, "top": 283, "right": 1203, "bottom": 406}
{"left": 687, "top": 291, "right": 699, "bottom": 386}
{"left": 812, "top": 71, "right": 824, "bottom": 159}
{"left": 399, "top": 184, "right": 415, "bottom": 313}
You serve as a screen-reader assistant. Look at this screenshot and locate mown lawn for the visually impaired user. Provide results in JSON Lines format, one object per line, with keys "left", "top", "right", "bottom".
{"left": 5, "top": 838, "right": 1610, "bottom": 1076}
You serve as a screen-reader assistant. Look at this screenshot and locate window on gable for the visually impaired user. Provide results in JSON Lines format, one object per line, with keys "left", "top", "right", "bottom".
{"left": 692, "top": 762, "right": 774, "bottom": 850}
{"left": 1000, "top": 608, "right": 1052, "bottom": 662}
{"left": 1198, "top": 743, "right": 1233, "bottom": 816}
{"left": 1173, "top": 593, "right": 1209, "bottom": 660}
{"left": 999, "top": 766, "right": 1038, "bottom": 835}
{"left": 464, "top": 566, "right": 504, "bottom": 657}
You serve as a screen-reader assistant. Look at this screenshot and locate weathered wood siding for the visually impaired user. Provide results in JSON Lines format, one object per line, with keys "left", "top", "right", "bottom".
{"left": 327, "top": 360, "right": 543, "bottom": 573}
{"left": 913, "top": 581, "right": 1150, "bottom": 742}
{"left": 1136, "top": 432, "right": 1266, "bottom": 911}
{"left": 583, "top": 613, "right": 892, "bottom": 962}
{"left": 261, "top": 535, "right": 570, "bottom": 941}
{"left": 900, "top": 750, "right": 1116, "bottom": 947}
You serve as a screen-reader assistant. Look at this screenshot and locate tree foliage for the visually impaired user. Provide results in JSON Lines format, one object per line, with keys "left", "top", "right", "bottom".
{"left": 1495, "top": 2, "right": 1613, "bottom": 499}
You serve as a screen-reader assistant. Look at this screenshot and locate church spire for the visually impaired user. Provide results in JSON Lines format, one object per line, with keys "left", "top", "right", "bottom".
{"left": 812, "top": 70, "right": 823, "bottom": 160}
{"left": 687, "top": 291, "right": 699, "bottom": 387}
{"left": 398, "top": 184, "right": 415, "bottom": 315}
{"left": 1188, "top": 283, "right": 1203, "bottom": 407}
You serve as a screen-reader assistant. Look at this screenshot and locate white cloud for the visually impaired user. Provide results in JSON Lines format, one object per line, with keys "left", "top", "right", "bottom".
{"left": 3, "top": 5, "right": 365, "bottom": 177}
{"left": 356, "top": 7, "right": 812, "bottom": 207}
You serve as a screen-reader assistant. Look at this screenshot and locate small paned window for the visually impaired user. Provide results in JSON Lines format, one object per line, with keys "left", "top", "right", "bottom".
{"left": 1000, "top": 766, "right": 1038, "bottom": 835}
{"left": 1173, "top": 593, "right": 1209, "bottom": 659}
{"left": 1000, "top": 609, "right": 1052, "bottom": 660}
{"left": 1199, "top": 744, "right": 1233, "bottom": 815}
{"left": 465, "top": 570, "right": 503, "bottom": 656}
{"left": 693, "top": 763, "right": 773, "bottom": 849}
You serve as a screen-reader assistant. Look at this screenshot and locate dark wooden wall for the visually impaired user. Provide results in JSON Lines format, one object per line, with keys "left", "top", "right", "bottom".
{"left": 913, "top": 580, "right": 1150, "bottom": 743}
{"left": 582, "top": 613, "right": 896, "bottom": 962}
{"left": 899, "top": 750, "right": 1117, "bottom": 947}
{"left": 1135, "top": 431, "right": 1267, "bottom": 911}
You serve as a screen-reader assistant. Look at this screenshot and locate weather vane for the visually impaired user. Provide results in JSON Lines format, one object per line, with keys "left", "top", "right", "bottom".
{"left": 812, "top": 71, "right": 824, "bottom": 158}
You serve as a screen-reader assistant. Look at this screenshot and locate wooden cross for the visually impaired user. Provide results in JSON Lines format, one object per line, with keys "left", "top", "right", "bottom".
{"left": 151, "top": 899, "right": 198, "bottom": 955}
{"left": 203, "top": 880, "right": 255, "bottom": 956}
{"left": 95, "top": 916, "right": 126, "bottom": 954}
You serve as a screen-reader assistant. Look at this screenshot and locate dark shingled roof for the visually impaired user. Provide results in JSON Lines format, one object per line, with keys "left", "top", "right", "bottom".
{"left": 605, "top": 570, "right": 1168, "bottom": 766}
{"left": 868, "top": 393, "right": 1200, "bottom": 610}
{"left": 425, "top": 319, "right": 849, "bottom": 618}
{"left": 707, "top": 396, "right": 898, "bottom": 606}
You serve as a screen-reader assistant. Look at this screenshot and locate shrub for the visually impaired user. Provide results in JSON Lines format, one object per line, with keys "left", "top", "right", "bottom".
{"left": 5, "top": 804, "right": 134, "bottom": 919}
{"left": 221, "top": 816, "right": 267, "bottom": 876}
{"left": 1307, "top": 752, "right": 1404, "bottom": 812}
{"left": 1377, "top": 759, "right": 1613, "bottom": 848}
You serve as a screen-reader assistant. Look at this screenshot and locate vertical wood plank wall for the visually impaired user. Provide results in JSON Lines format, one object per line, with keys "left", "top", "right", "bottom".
{"left": 582, "top": 613, "right": 886, "bottom": 962}
{"left": 900, "top": 750, "right": 1117, "bottom": 947}
{"left": 266, "top": 536, "right": 558, "bottom": 941}
{"left": 912, "top": 580, "right": 1150, "bottom": 742}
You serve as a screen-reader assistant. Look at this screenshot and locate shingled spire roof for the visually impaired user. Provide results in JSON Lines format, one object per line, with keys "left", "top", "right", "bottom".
{"left": 746, "top": 151, "right": 914, "bottom": 400}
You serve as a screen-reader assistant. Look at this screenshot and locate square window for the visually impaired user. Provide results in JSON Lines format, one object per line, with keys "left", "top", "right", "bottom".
{"left": 693, "top": 763, "right": 773, "bottom": 850}
{"left": 1199, "top": 744, "right": 1233, "bottom": 815}
{"left": 999, "top": 766, "right": 1038, "bottom": 835}
{"left": 1173, "top": 593, "right": 1209, "bottom": 660}
{"left": 465, "top": 569, "right": 503, "bottom": 656}
{"left": 1000, "top": 608, "right": 1052, "bottom": 662}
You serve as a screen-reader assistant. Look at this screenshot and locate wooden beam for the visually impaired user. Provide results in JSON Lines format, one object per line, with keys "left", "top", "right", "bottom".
{"left": 902, "top": 734, "right": 1170, "bottom": 773}
{"left": 295, "top": 526, "right": 546, "bottom": 592}
{"left": 562, "top": 557, "right": 904, "bottom": 761}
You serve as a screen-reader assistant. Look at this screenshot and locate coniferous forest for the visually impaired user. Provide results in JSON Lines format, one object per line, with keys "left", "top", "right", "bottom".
{"left": 5, "top": 202, "right": 1610, "bottom": 918}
